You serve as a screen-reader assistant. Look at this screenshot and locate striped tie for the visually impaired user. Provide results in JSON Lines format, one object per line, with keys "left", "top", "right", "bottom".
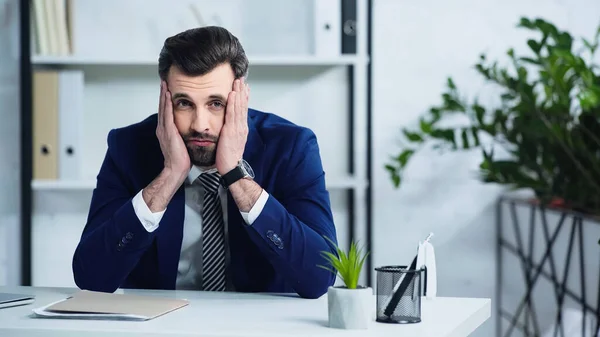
{"left": 198, "top": 172, "right": 226, "bottom": 291}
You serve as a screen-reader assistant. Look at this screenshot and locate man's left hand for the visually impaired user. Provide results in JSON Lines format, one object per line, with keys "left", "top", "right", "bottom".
{"left": 216, "top": 78, "right": 250, "bottom": 175}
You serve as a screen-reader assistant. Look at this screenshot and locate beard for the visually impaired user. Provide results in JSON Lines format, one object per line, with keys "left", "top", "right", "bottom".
{"left": 182, "top": 131, "right": 219, "bottom": 167}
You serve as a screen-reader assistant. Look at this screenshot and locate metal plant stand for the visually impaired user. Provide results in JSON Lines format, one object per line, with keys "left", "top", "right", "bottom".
{"left": 496, "top": 196, "right": 600, "bottom": 337}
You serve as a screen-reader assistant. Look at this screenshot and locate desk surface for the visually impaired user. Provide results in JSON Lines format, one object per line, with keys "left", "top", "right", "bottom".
{"left": 0, "top": 286, "right": 490, "bottom": 337}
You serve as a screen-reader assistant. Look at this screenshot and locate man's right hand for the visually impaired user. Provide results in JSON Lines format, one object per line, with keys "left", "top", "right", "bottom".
{"left": 157, "top": 81, "right": 191, "bottom": 181}
{"left": 141, "top": 81, "right": 191, "bottom": 213}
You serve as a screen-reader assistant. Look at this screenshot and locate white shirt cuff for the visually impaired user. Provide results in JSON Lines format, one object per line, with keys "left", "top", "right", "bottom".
{"left": 240, "top": 189, "right": 269, "bottom": 225}
{"left": 132, "top": 189, "right": 166, "bottom": 232}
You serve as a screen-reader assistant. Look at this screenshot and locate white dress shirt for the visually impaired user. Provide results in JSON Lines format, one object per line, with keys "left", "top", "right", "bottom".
{"left": 131, "top": 166, "right": 269, "bottom": 290}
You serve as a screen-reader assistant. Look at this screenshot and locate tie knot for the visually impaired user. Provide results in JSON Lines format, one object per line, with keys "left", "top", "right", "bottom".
{"left": 198, "top": 172, "right": 221, "bottom": 194}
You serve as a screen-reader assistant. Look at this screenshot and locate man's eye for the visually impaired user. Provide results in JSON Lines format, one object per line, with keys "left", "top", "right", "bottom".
{"left": 210, "top": 101, "right": 224, "bottom": 108}
{"left": 176, "top": 100, "right": 192, "bottom": 107}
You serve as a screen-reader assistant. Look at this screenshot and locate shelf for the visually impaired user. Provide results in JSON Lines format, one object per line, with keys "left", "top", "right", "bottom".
{"left": 326, "top": 177, "right": 369, "bottom": 189}
{"left": 32, "top": 176, "right": 368, "bottom": 191}
{"left": 32, "top": 179, "right": 96, "bottom": 190}
{"left": 31, "top": 55, "right": 368, "bottom": 66}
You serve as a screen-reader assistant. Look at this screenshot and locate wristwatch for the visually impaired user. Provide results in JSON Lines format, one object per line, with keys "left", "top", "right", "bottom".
{"left": 220, "top": 159, "right": 255, "bottom": 188}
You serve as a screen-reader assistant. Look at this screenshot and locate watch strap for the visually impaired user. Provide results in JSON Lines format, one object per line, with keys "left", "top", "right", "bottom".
{"left": 220, "top": 166, "right": 246, "bottom": 188}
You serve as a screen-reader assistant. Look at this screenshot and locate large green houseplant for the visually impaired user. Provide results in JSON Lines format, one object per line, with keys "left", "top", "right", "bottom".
{"left": 386, "top": 17, "right": 600, "bottom": 244}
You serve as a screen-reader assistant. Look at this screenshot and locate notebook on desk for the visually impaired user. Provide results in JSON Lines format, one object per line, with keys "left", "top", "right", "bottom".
{"left": 0, "top": 292, "right": 35, "bottom": 309}
{"left": 32, "top": 290, "right": 189, "bottom": 321}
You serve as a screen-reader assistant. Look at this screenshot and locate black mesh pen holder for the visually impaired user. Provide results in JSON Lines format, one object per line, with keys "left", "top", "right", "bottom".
{"left": 375, "top": 265, "right": 424, "bottom": 324}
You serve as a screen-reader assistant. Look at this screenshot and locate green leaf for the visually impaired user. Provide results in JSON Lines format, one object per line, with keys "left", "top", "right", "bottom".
{"left": 519, "top": 57, "right": 541, "bottom": 65}
{"left": 471, "top": 127, "right": 481, "bottom": 146}
{"left": 557, "top": 32, "right": 573, "bottom": 50}
{"left": 403, "top": 129, "right": 424, "bottom": 143}
{"left": 501, "top": 93, "right": 516, "bottom": 101}
{"left": 461, "top": 128, "right": 470, "bottom": 149}
{"left": 582, "top": 38, "right": 598, "bottom": 54}
{"left": 431, "top": 129, "right": 457, "bottom": 149}
{"left": 447, "top": 77, "right": 456, "bottom": 90}
{"left": 527, "top": 39, "right": 542, "bottom": 54}
{"left": 392, "top": 173, "right": 401, "bottom": 187}
{"left": 518, "top": 17, "right": 535, "bottom": 29}
{"left": 442, "top": 93, "right": 466, "bottom": 112}
{"left": 517, "top": 66, "right": 528, "bottom": 81}
{"left": 396, "top": 149, "right": 415, "bottom": 167}
{"left": 419, "top": 118, "right": 433, "bottom": 134}
{"left": 429, "top": 107, "right": 442, "bottom": 122}
{"left": 578, "top": 89, "right": 600, "bottom": 110}
{"left": 473, "top": 103, "right": 485, "bottom": 124}
{"left": 384, "top": 164, "right": 396, "bottom": 173}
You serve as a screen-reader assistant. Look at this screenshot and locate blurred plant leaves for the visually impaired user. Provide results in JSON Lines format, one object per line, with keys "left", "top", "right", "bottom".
{"left": 386, "top": 16, "right": 600, "bottom": 224}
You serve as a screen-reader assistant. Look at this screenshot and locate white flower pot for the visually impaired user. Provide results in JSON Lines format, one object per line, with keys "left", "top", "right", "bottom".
{"left": 327, "top": 286, "right": 373, "bottom": 329}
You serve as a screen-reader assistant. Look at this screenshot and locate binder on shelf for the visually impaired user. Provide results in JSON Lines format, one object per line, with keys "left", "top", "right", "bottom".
{"left": 313, "top": 0, "right": 341, "bottom": 56}
{"left": 33, "top": 68, "right": 84, "bottom": 181}
{"left": 341, "top": 0, "right": 357, "bottom": 54}
{"left": 33, "top": 70, "right": 59, "bottom": 180}
{"left": 31, "top": 0, "right": 72, "bottom": 56}
{"left": 32, "top": 0, "right": 50, "bottom": 55}
{"left": 58, "top": 70, "right": 84, "bottom": 180}
{"left": 52, "top": 0, "right": 72, "bottom": 55}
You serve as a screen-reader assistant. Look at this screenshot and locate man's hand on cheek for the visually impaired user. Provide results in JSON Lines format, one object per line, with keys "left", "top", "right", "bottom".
{"left": 216, "top": 78, "right": 250, "bottom": 175}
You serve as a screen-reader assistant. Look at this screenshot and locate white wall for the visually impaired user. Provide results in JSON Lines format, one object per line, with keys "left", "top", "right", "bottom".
{"left": 371, "top": 0, "right": 600, "bottom": 336}
{"left": 0, "top": 0, "right": 21, "bottom": 286}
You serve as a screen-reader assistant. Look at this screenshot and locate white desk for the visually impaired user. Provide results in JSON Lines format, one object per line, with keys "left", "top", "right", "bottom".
{"left": 0, "top": 286, "right": 490, "bottom": 337}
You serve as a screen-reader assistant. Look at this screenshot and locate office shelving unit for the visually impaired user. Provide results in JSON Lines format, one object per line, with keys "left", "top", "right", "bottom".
{"left": 19, "top": 0, "right": 373, "bottom": 287}
{"left": 31, "top": 55, "right": 366, "bottom": 66}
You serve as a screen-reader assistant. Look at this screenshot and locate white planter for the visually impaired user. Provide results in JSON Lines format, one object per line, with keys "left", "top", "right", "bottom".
{"left": 327, "top": 286, "right": 373, "bottom": 329}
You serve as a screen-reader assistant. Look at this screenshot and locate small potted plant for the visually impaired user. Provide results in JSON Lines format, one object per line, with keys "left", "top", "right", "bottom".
{"left": 318, "top": 238, "right": 372, "bottom": 329}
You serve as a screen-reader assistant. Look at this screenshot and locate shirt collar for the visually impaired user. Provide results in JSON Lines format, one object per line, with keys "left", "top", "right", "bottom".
{"left": 186, "top": 165, "right": 218, "bottom": 184}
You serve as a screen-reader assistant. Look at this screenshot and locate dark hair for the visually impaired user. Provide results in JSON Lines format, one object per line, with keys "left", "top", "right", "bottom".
{"left": 158, "top": 26, "right": 249, "bottom": 81}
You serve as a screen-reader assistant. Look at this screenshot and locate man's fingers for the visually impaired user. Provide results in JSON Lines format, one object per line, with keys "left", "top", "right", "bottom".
{"left": 240, "top": 83, "right": 248, "bottom": 122}
{"left": 158, "top": 81, "right": 165, "bottom": 127}
{"left": 164, "top": 90, "right": 174, "bottom": 129}
{"left": 226, "top": 91, "right": 237, "bottom": 125}
{"left": 235, "top": 81, "right": 243, "bottom": 123}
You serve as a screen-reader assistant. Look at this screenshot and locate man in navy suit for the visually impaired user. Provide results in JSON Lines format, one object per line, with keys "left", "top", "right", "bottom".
{"left": 72, "top": 26, "right": 338, "bottom": 299}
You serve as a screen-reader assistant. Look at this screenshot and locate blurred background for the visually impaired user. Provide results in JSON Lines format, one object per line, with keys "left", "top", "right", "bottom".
{"left": 1, "top": 0, "right": 599, "bottom": 336}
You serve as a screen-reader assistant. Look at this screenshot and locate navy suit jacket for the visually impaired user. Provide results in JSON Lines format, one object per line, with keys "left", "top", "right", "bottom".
{"left": 72, "top": 108, "right": 338, "bottom": 299}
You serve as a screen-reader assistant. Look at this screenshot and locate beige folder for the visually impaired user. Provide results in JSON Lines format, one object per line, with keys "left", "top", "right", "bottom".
{"left": 41, "top": 290, "right": 189, "bottom": 320}
{"left": 33, "top": 70, "right": 59, "bottom": 180}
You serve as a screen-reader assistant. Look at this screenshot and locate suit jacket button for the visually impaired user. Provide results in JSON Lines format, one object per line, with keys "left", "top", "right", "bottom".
{"left": 266, "top": 230, "right": 274, "bottom": 239}
{"left": 125, "top": 232, "right": 134, "bottom": 240}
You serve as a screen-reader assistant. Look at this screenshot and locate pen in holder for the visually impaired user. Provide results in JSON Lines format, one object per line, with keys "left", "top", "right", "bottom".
{"left": 375, "top": 264, "right": 424, "bottom": 324}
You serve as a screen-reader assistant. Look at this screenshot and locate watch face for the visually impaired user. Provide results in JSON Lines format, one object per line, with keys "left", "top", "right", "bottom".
{"left": 241, "top": 159, "right": 255, "bottom": 179}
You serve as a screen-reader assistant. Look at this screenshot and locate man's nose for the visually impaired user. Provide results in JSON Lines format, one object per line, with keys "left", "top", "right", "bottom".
{"left": 191, "top": 109, "right": 210, "bottom": 132}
